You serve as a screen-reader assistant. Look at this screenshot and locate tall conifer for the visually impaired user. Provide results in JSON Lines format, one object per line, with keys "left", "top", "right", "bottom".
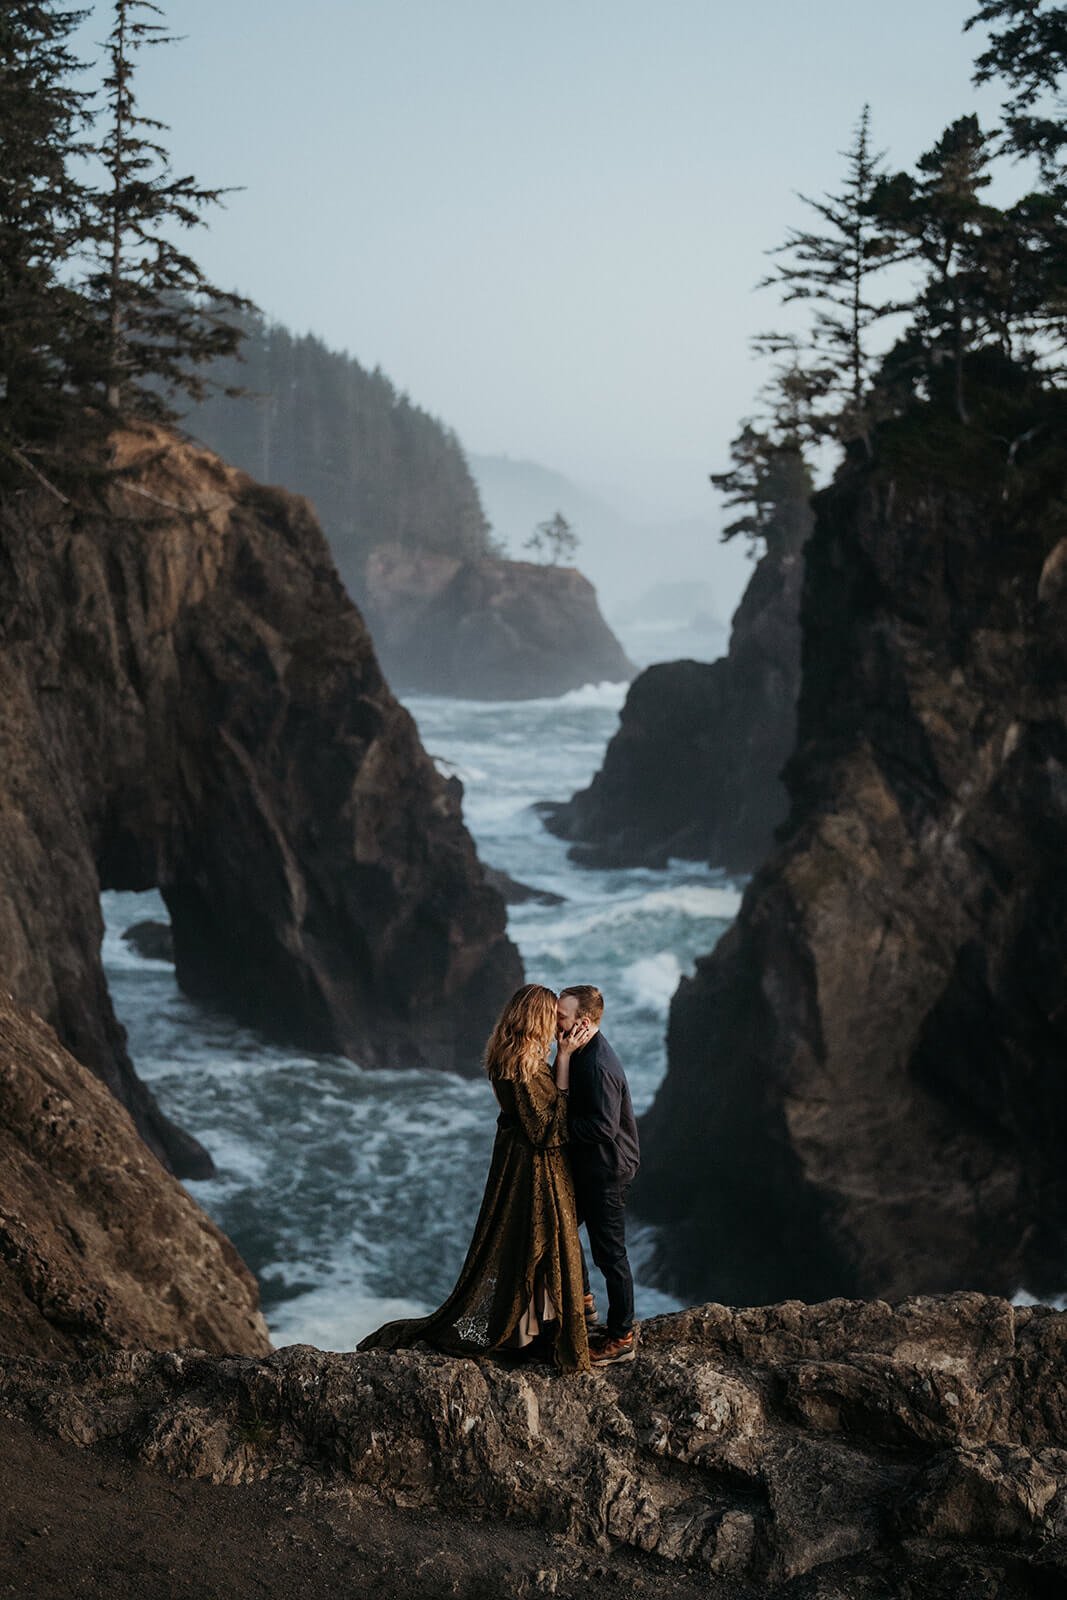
{"left": 871, "top": 117, "right": 1003, "bottom": 422}
{"left": 711, "top": 426, "right": 813, "bottom": 559}
{"left": 0, "top": 3, "right": 92, "bottom": 471}
{"left": 84, "top": 0, "right": 251, "bottom": 417}
{"left": 756, "top": 107, "right": 897, "bottom": 453}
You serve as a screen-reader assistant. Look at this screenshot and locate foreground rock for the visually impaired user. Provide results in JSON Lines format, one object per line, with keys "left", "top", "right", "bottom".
{"left": 543, "top": 500, "right": 806, "bottom": 874}
{"left": 638, "top": 443, "right": 1067, "bottom": 1304}
{"left": 0, "top": 425, "right": 520, "bottom": 1174}
{"left": 362, "top": 546, "right": 634, "bottom": 699}
{"left": 0, "top": 987, "right": 269, "bottom": 1359}
{"left": 1, "top": 1295, "right": 1064, "bottom": 1595}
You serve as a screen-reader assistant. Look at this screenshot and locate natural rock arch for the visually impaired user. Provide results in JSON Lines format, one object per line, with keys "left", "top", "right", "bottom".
{"left": 0, "top": 426, "right": 521, "bottom": 1176}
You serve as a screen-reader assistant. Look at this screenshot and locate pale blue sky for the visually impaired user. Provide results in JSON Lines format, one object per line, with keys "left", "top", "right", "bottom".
{"left": 71, "top": 1, "right": 1003, "bottom": 529}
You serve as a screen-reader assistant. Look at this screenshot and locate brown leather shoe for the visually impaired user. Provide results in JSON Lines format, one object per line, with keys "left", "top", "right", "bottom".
{"left": 590, "top": 1330, "right": 636, "bottom": 1366}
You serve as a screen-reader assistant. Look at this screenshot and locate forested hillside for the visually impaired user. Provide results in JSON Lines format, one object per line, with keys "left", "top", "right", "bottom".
{"left": 182, "top": 310, "right": 491, "bottom": 597}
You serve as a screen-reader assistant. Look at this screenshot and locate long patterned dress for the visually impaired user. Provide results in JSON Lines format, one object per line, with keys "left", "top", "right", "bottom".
{"left": 357, "top": 1066, "right": 590, "bottom": 1374}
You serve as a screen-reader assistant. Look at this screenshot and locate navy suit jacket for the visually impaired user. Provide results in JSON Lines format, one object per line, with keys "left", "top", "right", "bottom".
{"left": 566, "top": 1030, "right": 640, "bottom": 1185}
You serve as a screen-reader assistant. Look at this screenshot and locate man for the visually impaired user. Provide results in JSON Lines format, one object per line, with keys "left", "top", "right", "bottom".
{"left": 555, "top": 984, "right": 640, "bottom": 1366}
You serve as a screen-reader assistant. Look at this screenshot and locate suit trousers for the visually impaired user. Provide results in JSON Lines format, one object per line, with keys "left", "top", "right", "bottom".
{"left": 573, "top": 1173, "right": 634, "bottom": 1337}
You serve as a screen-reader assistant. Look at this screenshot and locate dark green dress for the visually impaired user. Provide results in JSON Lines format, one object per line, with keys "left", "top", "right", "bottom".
{"left": 357, "top": 1067, "right": 591, "bottom": 1374}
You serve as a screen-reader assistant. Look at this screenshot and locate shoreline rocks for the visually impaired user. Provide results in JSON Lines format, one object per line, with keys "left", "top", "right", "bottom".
{"left": 542, "top": 511, "right": 805, "bottom": 875}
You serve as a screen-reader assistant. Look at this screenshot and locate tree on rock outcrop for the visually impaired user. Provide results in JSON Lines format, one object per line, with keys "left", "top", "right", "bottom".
{"left": 869, "top": 116, "right": 1004, "bottom": 424}
{"left": 524, "top": 510, "right": 579, "bottom": 565}
{"left": 870, "top": 113, "right": 1067, "bottom": 416}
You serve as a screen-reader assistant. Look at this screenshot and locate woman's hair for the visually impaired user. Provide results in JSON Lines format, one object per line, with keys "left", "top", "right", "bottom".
{"left": 484, "top": 983, "right": 558, "bottom": 1082}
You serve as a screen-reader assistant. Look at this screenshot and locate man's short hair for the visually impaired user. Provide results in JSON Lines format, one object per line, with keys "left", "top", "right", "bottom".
{"left": 560, "top": 984, "right": 604, "bottom": 1023}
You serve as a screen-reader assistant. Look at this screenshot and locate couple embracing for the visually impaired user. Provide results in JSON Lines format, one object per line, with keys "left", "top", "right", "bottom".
{"left": 359, "top": 983, "right": 640, "bottom": 1374}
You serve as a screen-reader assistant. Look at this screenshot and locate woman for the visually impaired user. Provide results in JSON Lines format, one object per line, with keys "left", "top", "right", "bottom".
{"left": 358, "top": 984, "right": 593, "bottom": 1374}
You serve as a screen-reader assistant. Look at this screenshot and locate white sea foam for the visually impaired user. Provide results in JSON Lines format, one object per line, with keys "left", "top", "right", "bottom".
{"left": 1013, "top": 1289, "right": 1067, "bottom": 1310}
{"left": 623, "top": 952, "right": 683, "bottom": 1016}
{"left": 406, "top": 679, "right": 629, "bottom": 717}
{"left": 271, "top": 1293, "right": 432, "bottom": 1353}
{"left": 518, "top": 883, "right": 741, "bottom": 952}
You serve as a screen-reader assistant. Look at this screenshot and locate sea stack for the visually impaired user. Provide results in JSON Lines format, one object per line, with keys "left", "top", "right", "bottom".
{"left": 362, "top": 547, "right": 635, "bottom": 699}
{"left": 541, "top": 515, "right": 805, "bottom": 873}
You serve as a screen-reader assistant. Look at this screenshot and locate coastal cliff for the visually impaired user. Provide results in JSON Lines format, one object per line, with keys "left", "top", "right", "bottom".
{"left": 0, "top": 986, "right": 269, "bottom": 1359}
{"left": 2, "top": 1294, "right": 1065, "bottom": 1596}
{"left": 541, "top": 525, "right": 804, "bottom": 872}
{"left": 362, "top": 546, "right": 634, "bottom": 699}
{"left": 0, "top": 424, "right": 521, "bottom": 1176}
{"left": 637, "top": 426, "right": 1067, "bottom": 1304}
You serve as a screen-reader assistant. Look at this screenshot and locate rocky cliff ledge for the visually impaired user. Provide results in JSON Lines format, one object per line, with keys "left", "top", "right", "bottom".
{"left": 0, "top": 986, "right": 269, "bottom": 1359}
{"left": 638, "top": 437, "right": 1067, "bottom": 1305}
{"left": 0, "top": 425, "right": 521, "bottom": 1176}
{"left": 542, "top": 516, "right": 805, "bottom": 874}
{"left": 363, "top": 545, "right": 634, "bottom": 699}
{"left": 2, "top": 1294, "right": 1065, "bottom": 1596}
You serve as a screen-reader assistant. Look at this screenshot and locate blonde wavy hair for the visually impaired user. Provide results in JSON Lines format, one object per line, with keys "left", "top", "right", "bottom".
{"left": 484, "top": 983, "right": 558, "bottom": 1082}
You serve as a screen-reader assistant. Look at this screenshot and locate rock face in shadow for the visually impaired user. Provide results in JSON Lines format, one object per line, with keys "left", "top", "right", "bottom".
{"left": 0, "top": 425, "right": 521, "bottom": 1176}
{"left": 362, "top": 546, "right": 634, "bottom": 699}
{"left": 0, "top": 986, "right": 269, "bottom": 1358}
{"left": 637, "top": 450, "right": 1067, "bottom": 1305}
{"left": 542, "top": 523, "right": 805, "bottom": 875}
{"left": 2, "top": 1294, "right": 1066, "bottom": 1595}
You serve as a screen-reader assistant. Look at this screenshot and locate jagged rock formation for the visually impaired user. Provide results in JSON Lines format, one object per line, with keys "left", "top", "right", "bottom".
{"left": 542, "top": 514, "right": 805, "bottom": 874}
{"left": 0, "top": 986, "right": 269, "bottom": 1359}
{"left": 638, "top": 443, "right": 1067, "bottom": 1304}
{"left": 0, "top": 424, "right": 521, "bottom": 1176}
{"left": 362, "top": 546, "right": 634, "bottom": 699}
{"left": 2, "top": 1294, "right": 1065, "bottom": 1595}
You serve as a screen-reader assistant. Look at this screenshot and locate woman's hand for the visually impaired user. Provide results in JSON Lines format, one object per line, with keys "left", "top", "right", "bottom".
{"left": 556, "top": 1015, "right": 594, "bottom": 1059}
{"left": 555, "top": 1013, "right": 590, "bottom": 1091}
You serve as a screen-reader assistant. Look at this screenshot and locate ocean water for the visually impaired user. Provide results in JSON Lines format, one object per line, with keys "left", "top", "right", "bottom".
{"left": 101, "top": 682, "right": 741, "bottom": 1350}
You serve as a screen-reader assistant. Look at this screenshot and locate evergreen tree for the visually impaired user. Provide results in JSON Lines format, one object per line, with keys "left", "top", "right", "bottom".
{"left": 0, "top": 2, "right": 93, "bottom": 474}
{"left": 755, "top": 106, "right": 898, "bottom": 453}
{"left": 524, "top": 511, "right": 578, "bottom": 565}
{"left": 869, "top": 116, "right": 1000, "bottom": 423}
{"left": 967, "top": 1, "right": 1067, "bottom": 180}
{"left": 84, "top": 0, "right": 251, "bottom": 416}
{"left": 710, "top": 425, "right": 813, "bottom": 558}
